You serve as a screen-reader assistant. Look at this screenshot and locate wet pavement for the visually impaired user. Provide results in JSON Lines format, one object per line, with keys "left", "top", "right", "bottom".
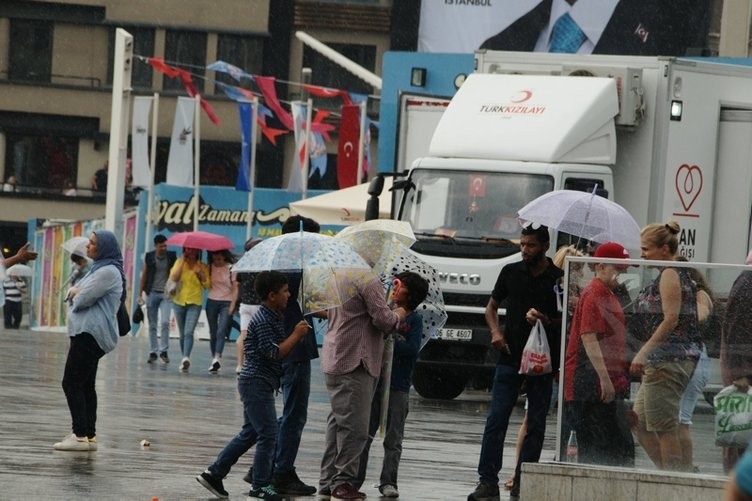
{"left": 0, "top": 327, "right": 726, "bottom": 500}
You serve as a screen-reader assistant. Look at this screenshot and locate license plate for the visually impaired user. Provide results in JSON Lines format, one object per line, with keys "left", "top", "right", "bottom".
{"left": 438, "top": 328, "right": 472, "bottom": 341}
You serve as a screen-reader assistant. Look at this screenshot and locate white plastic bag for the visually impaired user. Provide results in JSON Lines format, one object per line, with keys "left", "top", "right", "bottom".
{"left": 519, "top": 319, "right": 552, "bottom": 375}
{"left": 714, "top": 384, "right": 752, "bottom": 447}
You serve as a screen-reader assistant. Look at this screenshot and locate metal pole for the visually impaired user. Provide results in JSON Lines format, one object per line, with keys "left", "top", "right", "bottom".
{"left": 357, "top": 100, "right": 367, "bottom": 183}
{"left": 105, "top": 28, "right": 133, "bottom": 242}
{"left": 144, "top": 92, "right": 159, "bottom": 246}
{"left": 245, "top": 97, "right": 259, "bottom": 241}
{"left": 295, "top": 31, "right": 382, "bottom": 90}
{"left": 193, "top": 95, "right": 201, "bottom": 231}
{"left": 301, "top": 98, "right": 313, "bottom": 200}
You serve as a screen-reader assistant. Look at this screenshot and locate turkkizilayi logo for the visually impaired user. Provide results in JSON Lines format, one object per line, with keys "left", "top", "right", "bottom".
{"left": 479, "top": 89, "right": 546, "bottom": 115}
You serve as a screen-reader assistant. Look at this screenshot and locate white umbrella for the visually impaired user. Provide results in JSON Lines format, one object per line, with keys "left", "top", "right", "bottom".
{"left": 62, "top": 236, "right": 90, "bottom": 257}
{"left": 5, "top": 264, "right": 33, "bottom": 277}
{"left": 517, "top": 189, "right": 641, "bottom": 250}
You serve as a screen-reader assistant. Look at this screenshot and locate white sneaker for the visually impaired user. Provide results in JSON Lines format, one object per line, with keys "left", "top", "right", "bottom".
{"left": 379, "top": 484, "right": 399, "bottom": 498}
{"left": 180, "top": 357, "right": 190, "bottom": 371}
{"left": 88, "top": 436, "right": 98, "bottom": 451}
{"left": 53, "top": 433, "right": 90, "bottom": 451}
{"left": 209, "top": 359, "right": 220, "bottom": 373}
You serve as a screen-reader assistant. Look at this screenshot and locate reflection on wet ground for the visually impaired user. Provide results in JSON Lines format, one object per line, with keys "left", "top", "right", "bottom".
{"left": 0, "top": 328, "right": 723, "bottom": 500}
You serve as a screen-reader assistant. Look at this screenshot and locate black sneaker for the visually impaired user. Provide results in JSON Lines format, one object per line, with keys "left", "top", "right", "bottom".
{"left": 248, "top": 484, "right": 283, "bottom": 500}
{"left": 318, "top": 486, "right": 331, "bottom": 500}
{"left": 147, "top": 352, "right": 158, "bottom": 363}
{"left": 209, "top": 359, "right": 221, "bottom": 373}
{"left": 159, "top": 352, "right": 170, "bottom": 364}
{"left": 242, "top": 466, "right": 253, "bottom": 484}
{"left": 196, "top": 470, "right": 229, "bottom": 499}
{"left": 273, "top": 470, "right": 317, "bottom": 495}
{"left": 467, "top": 482, "right": 500, "bottom": 501}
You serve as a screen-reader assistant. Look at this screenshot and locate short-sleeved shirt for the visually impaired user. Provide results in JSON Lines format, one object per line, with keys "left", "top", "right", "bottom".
{"left": 491, "top": 257, "right": 563, "bottom": 370}
{"left": 564, "top": 277, "right": 629, "bottom": 401}
{"left": 238, "top": 303, "right": 285, "bottom": 390}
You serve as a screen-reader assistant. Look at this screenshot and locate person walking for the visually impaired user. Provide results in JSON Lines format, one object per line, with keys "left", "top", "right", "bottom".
{"left": 169, "top": 247, "right": 210, "bottom": 372}
{"left": 137, "top": 234, "right": 177, "bottom": 364}
{"left": 234, "top": 237, "right": 263, "bottom": 375}
{"left": 318, "top": 264, "right": 406, "bottom": 500}
{"left": 206, "top": 250, "right": 237, "bottom": 373}
{"left": 3, "top": 271, "right": 26, "bottom": 329}
{"left": 720, "top": 250, "right": 752, "bottom": 472}
{"left": 197, "top": 271, "right": 311, "bottom": 500}
{"left": 468, "top": 223, "right": 563, "bottom": 501}
{"left": 53, "top": 230, "right": 124, "bottom": 451}
{"left": 630, "top": 221, "right": 701, "bottom": 471}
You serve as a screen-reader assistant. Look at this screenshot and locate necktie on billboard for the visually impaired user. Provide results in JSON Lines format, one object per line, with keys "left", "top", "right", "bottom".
{"left": 131, "top": 96, "right": 152, "bottom": 188}
{"left": 549, "top": 13, "right": 586, "bottom": 53}
{"left": 166, "top": 96, "right": 195, "bottom": 187}
{"left": 337, "top": 104, "right": 361, "bottom": 189}
{"left": 236, "top": 102, "right": 254, "bottom": 192}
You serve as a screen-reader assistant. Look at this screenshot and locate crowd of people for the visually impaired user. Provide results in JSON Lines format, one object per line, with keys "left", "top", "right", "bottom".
{"left": 5, "top": 213, "right": 752, "bottom": 500}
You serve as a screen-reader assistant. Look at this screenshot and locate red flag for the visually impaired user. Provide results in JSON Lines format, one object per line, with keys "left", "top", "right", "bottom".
{"left": 148, "top": 57, "right": 180, "bottom": 78}
{"left": 337, "top": 105, "right": 360, "bottom": 189}
{"left": 175, "top": 68, "right": 221, "bottom": 125}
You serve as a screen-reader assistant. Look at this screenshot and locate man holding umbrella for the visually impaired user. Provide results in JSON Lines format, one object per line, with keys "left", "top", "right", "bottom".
{"left": 468, "top": 223, "right": 563, "bottom": 501}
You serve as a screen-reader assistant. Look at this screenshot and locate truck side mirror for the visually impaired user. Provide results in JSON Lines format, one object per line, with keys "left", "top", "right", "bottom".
{"left": 365, "top": 175, "right": 385, "bottom": 221}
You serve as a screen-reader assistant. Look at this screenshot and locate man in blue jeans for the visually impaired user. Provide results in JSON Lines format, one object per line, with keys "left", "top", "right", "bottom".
{"left": 137, "top": 234, "right": 177, "bottom": 364}
{"left": 468, "top": 223, "right": 563, "bottom": 501}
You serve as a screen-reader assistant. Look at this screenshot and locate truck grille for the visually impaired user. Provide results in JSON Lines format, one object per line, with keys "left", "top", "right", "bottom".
{"left": 442, "top": 292, "right": 489, "bottom": 307}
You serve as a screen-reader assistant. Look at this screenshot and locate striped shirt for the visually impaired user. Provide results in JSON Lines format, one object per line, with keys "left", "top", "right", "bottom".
{"left": 3, "top": 278, "right": 25, "bottom": 303}
{"left": 321, "top": 272, "right": 401, "bottom": 378}
{"left": 239, "top": 304, "right": 285, "bottom": 390}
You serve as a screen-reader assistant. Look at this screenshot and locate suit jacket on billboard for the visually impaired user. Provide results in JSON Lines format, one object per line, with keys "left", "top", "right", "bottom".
{"left": 480, "top": 0, "right": 710, "bottom": 57}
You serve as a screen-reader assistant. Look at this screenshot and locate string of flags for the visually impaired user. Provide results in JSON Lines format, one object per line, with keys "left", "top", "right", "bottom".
{"left": 134, "top": 56, "right": 376, "bottom": 192}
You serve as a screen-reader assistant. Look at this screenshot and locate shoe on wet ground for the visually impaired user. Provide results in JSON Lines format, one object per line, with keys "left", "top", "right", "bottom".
{"left": 180, "top": 357, "right": 190, "bottom": 371}
{"left": 159, "top": 352, "right": 169, "bottom": 364}
{"left": 209, "top": 359, "right": 221, "bottom": 373}
{"left": 247, "top": 484, "right": 283, "bottom": 500}
{"left": 380, "top": 483, "right": 399, "bottom": 498}
{"left": 196, "top": 470, "right": 229, "bottom": 499}
{"left": 331, "top": 482, "right": 366, "bottom": 501}
{"left": 53, "top": 433, "right": 90, "bottom": 451}
{"left": 147, "top": 352, "right": 158, "bottom": 363}
{"left": 272, "top": 469, "right": 317, "bottom": 495}
{"left": 467, "top": 482, "right": 500, "bottom": 501}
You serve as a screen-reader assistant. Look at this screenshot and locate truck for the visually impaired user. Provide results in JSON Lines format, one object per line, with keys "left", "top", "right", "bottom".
{"left": 387, "top": 51, "right": 752, "bottom": 399}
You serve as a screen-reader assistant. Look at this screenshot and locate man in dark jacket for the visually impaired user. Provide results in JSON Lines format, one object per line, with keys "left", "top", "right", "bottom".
{"left": 137, "top": 234, "right": 177, "bottom": 364}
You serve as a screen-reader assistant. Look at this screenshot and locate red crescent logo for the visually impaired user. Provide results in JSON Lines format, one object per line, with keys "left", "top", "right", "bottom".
{"left": 675, "top": 164, "right": 703, "bottom": 212}
{"left": 511, "top": 90, "right": 533, "bottom": 103}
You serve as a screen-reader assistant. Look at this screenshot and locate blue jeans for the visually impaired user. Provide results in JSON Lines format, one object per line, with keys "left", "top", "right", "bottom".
{"left": 275, "top": 360, "right": 311, "bottom": 473}
{"left": 205, "top": 298, "right": 231, "bottom": 357}
{"left": 147, "top": 292, "right": 171, "bottom": 354}
{"left": 172, "top": 303, "right": 201, "bottom": 358}
{"left": 478, "top": 364, "right": 553, "bottom": 490}
{"left": 209, "top": 379, "right": 278, "bottom": 487}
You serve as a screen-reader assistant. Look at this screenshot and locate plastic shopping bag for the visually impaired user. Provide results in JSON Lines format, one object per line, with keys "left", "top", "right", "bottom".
{"left": 519, "top": 319, "right": 552, "bottom": 375}
{"left": 714, "top": 384, "right": 752, "bottom": 447}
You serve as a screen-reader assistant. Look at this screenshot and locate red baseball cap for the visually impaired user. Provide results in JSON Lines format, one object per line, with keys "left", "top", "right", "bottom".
{"left": 594, "top": 242, "right": 630, "bottom": 268}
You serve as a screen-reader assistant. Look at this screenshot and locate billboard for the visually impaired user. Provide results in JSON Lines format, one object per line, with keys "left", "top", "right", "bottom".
{"left": 418, "top": 0, "right": 712, "bottom": 57}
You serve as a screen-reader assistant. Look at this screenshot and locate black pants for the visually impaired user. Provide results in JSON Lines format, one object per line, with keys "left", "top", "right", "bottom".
{"left": 3, "top": 301, "right": 22, "bottom": 328}
{"left": 561, "top": 399, "right": 635, "bottom": 467}
{"left": 62, "top": 333, "right": 105, "bottom": 438}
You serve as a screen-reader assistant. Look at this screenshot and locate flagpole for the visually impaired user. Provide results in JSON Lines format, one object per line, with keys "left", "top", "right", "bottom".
{"left": 357, "top": 100, "right": 366, "bottom": 183}
{"left": 301, "top": 98, "right": 313, "bottom": 200}
{"left": 145, "top": 92, "right": 159, "bottom": 246}
{"left": 193, "top": 95, "right": 201, "bottom": 231}
{"left": 246, "top": 97, "right": 259, "bottom": 241}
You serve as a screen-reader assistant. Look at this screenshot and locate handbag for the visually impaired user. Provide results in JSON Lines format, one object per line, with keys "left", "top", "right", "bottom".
{"left": 164, "top": 278, "right": 179, "bottom": 298}
{"left": 117, "top": 302, "right": 131, "bottom": 337}
{"left": 132, "top": 305, "right": 144, "bottom": 324}
{"left": 519, "top": 319, "right": 552, "bottom": 375}
{"left": 714, "top": 384, "right": 752, "bottom": 447}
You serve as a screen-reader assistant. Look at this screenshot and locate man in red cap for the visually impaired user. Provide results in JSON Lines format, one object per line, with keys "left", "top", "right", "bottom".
{"left": 561, "top": 241, "right": 635, "bottom": 466}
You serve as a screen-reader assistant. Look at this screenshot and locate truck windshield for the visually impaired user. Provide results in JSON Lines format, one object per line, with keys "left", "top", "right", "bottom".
{"left": 399, "top": 169, "right": 554, "bottom": 258}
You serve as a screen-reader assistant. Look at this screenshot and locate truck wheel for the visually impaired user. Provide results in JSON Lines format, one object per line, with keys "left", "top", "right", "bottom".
{"left": 412, "top": 367, "right": 467, "bottom": 400}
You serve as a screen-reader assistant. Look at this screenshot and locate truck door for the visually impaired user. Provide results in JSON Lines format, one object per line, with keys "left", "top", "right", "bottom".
{"left": 708, "top": 109, "right": 752, "bottom": 265}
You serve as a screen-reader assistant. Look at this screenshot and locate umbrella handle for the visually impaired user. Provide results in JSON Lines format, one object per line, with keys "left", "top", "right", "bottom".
{"left": 378, "top": 334, "right": 395, "bottom": 438}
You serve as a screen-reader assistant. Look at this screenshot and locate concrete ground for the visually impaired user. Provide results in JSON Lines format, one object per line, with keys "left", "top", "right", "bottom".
{"left": 0, "top": 327, "right": 726, "bottom": 500}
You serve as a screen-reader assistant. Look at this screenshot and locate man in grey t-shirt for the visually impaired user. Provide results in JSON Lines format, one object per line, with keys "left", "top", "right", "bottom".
{"left": 137, "top": 234, "right": 177, "bottom": 363}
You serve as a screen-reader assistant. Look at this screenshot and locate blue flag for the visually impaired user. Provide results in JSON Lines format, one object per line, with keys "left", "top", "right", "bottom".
{"left": 236, "top": 102, "right": 254, "bottom": 191}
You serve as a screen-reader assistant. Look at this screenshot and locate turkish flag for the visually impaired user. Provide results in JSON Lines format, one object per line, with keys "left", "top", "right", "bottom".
{"left": 337, "top": 105, "right": 360, "bottom": 188}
